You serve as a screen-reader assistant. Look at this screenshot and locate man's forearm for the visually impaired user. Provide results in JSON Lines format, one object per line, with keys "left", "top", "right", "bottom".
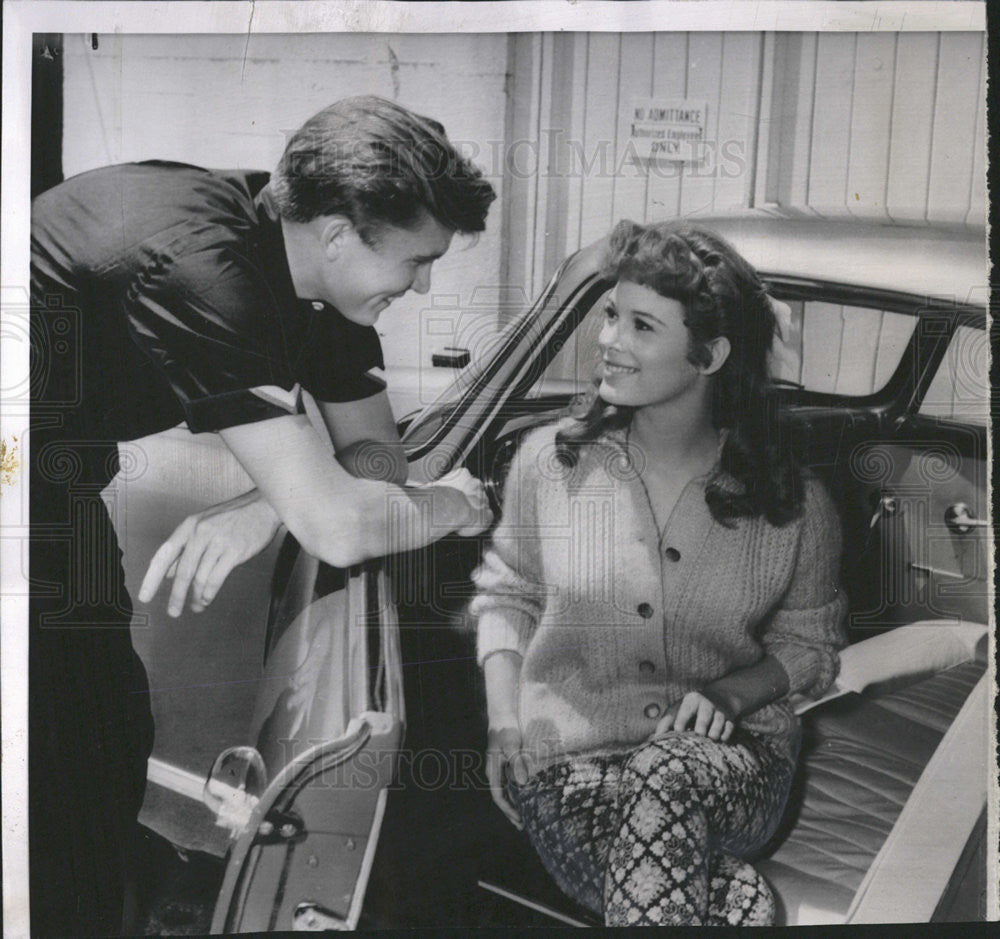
{"left": 335, "top": 439, "right": 409, "bottom": 486}
{"left": 298, "top": 479, "right": 474, "bottom": 567}
{"left": 219, "top": 417, "right": 478, "bottom": 570}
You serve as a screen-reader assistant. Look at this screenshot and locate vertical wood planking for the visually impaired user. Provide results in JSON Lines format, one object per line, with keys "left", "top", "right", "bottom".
{"left": 611, "top": 32, "right": 656, "bottom": 227}
{"left": 679, "top": 33, "right": 723, "bottom": 218}
{"left": 873, "top": 313, "right": 917, "bottom": 392}
{"left": 964, "top": 49, "right": 986, "bottom": 229}
{"left": 759, "top": 33, "right": 790, "bottom": 208}
{"left": 502, "top": 34, "right": 544, "bottom": 310}
{"left": 885, "top": 33, "right": 939, "bottom": 225}
{"left": 543, "top": 34, "right": 595, "bottom": 380}
{"left": 530, "top": 34, "right": 556, "bottom": 298}
{"left": 800, "top": 303, "right": 844, "bottom": 394}
{"left": 834, "top": 306, "right": 882, "bottom": 395}
{"left": 645, "top": 33, "right": 689, "bottom": 223}
{"left": 926, "top": 32, "right": 983, "bottom": 224}
{"left": 807, "top": 33, "right": 857, "bottom": 218}
{"left": 713, "top": 33, "right": 763, "bottom": 213}
{"left": 788, "top": 301, "right": 805, "bottom": 386}
{"left": 752, "top": 32, "right": 779, "bottom": 210}
{"left": 771, "top": 299, "right": 805, "bottom": 386}
{"left": 578, "top": 33, "right": 622, "bottom": 246}
{"left": 560, "top": 33, "right": 591, "bottom": 257}
{"left": 777, "top": 34, "right": 819, "bottom": 214}
{"left": 846, "top": 33, "right": 897, "bottom": 222}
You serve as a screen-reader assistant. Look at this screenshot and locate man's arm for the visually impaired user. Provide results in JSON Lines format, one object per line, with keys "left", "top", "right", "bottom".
{"left": 318, "top": 390, "right": 409, "bottom": 485}
{"left": 140, "top": 395, "right": 488, "bottom": 614}
{"left": 219, "top": 413, "right": 485, "bottom": 569}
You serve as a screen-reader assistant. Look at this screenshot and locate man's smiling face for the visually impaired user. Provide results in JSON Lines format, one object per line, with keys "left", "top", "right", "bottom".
{"left": 317, "top": 212, "right": 455, "bottom": 326}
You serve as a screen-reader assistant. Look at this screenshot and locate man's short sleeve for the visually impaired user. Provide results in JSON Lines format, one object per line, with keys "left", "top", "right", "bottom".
{"left": 125, "top": 239, "right": 298, "bottom": 434}
{"left": 125, "top": 234, "right": 390, "bottom": 431}
{"left": 298, "top": 311, "right": 387, "bottom": 404}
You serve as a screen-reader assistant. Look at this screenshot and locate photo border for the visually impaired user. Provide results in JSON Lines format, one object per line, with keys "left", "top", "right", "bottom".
{"left": 1, "top": 2, "right": 992, "bottom": 934}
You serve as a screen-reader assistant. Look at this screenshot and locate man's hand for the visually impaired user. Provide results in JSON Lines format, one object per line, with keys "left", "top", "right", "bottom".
{"left": 652, "top": 690, "right": 736, "bottom": 742}
{"left": 431, "top": 467, "right": 494, "bottom": 537}
{"left": 138, "top": 490, "right": 282, "bottom": 617}
{"left": 486, "top": 724, "right": 528, "bottom": 829}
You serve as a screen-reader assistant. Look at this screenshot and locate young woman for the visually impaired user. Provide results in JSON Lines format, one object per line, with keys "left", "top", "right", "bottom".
{"left": 471, "top": 220, "right": 847, "bottom": 926}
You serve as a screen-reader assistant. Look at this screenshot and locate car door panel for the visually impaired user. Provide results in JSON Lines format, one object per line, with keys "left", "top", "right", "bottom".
{"left": 211, "top": 713, "right": 400, "bottom": 932}
{"left": 856, "top": 428, "right": 989, "bottom": 630}
{"left": 213, "top": 562, "right": 404, "bottom": 931}
{"left": 111, "top": 426, "right": 284, "bottom": 855}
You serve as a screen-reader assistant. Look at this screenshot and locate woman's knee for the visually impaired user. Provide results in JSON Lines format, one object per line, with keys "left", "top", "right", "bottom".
{"left": 620, "top": 735, "right": 716, "bottom": 795}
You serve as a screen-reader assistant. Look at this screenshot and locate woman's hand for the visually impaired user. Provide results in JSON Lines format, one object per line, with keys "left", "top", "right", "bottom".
{"left": 486, "top": 725, "right": 528, "bottom": 830}
{"left": 653, "top": 690, "right": 736, "bottom": 742}
{"left": 138, "top": 490, "right": 282, "bottom": 617}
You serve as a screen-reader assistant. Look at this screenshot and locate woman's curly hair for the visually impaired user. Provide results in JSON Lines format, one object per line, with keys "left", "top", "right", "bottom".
{"left": 556, "top": 219, "right": 805, "bottom": 526}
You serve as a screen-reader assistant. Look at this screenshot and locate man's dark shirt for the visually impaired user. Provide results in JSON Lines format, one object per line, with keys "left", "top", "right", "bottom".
{"left": 29, "top": 162, "right": 395, "bottom": 933}
{"left": 31, "top": 160, "right": 385, "bottom": 492}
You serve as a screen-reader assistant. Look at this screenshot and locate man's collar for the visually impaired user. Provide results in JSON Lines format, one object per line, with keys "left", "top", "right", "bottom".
{"left": 253, "top": 185, "right": 333, "bottom": 315}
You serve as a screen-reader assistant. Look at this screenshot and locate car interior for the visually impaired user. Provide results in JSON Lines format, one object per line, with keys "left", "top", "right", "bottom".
{"left": 125, "top": 250, "right": 988, "bottom": 929}
{"left": 386, "top": 272, "right": 989, "bottom": 925}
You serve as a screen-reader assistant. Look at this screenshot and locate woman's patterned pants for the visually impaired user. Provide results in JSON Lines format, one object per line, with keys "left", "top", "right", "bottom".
{"left": 510, "top": 731, "right": 795, "bottom": 926}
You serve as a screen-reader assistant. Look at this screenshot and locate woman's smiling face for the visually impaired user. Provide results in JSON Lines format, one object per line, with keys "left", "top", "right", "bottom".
{"left": 596, "top": 280, "right": 704, "bottom": 409}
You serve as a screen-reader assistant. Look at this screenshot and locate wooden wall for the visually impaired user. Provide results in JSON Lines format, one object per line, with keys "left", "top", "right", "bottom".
{"left": 760, "top": 32, "right": 986, "bottom": 227}
{"left": 60, "top": 30, "right": 986, "bottom": 369}
{"left": 506, "top": 31, "right": 986, "bottom": 302}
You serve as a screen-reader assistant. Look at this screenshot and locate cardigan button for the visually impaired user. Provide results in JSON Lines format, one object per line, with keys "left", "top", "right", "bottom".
{"left": 643, "top": 702, "right": 662, "bottom": 720}
{"left": 637, "top": 603, "right": 654, "bottom": 619}
{"left": 638, "top": 660, "right": 656, "bottom": 674}
{"left": 664, "top": 547, "right": 681, "bottom": 562}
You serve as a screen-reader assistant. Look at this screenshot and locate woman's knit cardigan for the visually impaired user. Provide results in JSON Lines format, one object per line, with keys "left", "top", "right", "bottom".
{"left": 470, "top": 422, "right": 848, "bottom": 774}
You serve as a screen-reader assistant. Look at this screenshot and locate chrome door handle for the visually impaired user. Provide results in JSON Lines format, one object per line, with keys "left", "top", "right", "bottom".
{"left": 944, "top": 503, "right": 988, "bottom": 534}
{"left": 909, "top": 562, "right": 965, "bottom": 580}
{"left": 868, "top": 495, "right": 900, "bottom": 529}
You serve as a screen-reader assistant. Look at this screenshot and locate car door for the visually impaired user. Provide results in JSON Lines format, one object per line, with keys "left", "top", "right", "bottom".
{"left": 220, "top": 224, "right": 985, "bottom": 928}
{"left": 757, "top": 283, "right": 989, "bottom": 635}
{"left": 114, "top": 425, "right": 285, "bottom": 857}
{"left": 210, "top": 556, "right": 404, "bottom": 932}
{"left": 116, "top": 415, "right": 406, "bottom": 930}
{"left": 866, "top": 316, "right": 989, "bottom": 628}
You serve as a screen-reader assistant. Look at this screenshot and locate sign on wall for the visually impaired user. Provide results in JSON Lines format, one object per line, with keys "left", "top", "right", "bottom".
{"left": 628, "top": 98, "right": 708, "bottom": 162}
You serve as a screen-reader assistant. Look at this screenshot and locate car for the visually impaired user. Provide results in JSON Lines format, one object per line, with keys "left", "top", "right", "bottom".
{"left": 117, "top": 213, "right": 990, "bottom": 929}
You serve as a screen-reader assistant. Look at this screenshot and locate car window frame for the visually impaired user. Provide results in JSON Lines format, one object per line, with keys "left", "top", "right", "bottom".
{"left": 401, "top": 246, "right": 988, "bottom": 470}
{"left": 510, "top": 275, "right": 986, "bottom": 422}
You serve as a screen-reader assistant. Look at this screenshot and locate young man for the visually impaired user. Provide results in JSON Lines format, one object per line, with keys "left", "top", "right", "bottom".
{"left": 29, "top": 96, "right": 496, "bottom": 936}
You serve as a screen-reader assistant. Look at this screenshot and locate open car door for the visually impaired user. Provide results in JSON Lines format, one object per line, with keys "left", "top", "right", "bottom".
{"left": 210, "top": 555, "right": 404, "bottom": 932}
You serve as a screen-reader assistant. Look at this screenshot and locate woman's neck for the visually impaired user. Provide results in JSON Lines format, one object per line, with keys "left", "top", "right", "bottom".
{"left": 628, "top": 395, "right": 720, "bottom": 476}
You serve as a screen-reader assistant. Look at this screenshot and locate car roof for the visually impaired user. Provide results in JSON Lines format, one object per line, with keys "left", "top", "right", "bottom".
{"left": 598, "top": 215, "right": 987, "bottom": 307}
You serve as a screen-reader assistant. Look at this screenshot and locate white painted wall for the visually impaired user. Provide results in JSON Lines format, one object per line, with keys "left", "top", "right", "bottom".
{"left": 61, "top": 33, "right": 508, "bottom": 377}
